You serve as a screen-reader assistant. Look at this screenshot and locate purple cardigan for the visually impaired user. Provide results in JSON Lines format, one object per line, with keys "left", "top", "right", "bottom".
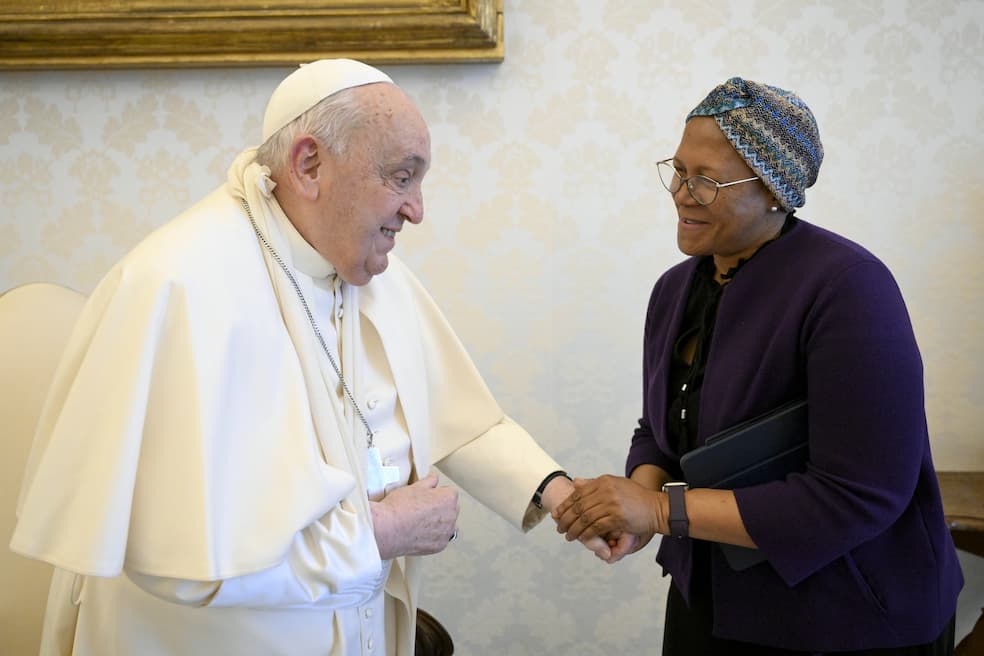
{"left": 626, "top": 218, "right": 962, "bottom": 651}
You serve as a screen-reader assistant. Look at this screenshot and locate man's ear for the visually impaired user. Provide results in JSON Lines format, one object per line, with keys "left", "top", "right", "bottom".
{"left": 287, "top": 136, "right": 323, "bottom": 201}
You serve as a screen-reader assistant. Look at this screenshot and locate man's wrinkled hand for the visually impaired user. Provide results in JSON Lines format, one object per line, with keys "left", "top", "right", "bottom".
{"left": 371, "top": 471, "right": 459, "bottom": 560}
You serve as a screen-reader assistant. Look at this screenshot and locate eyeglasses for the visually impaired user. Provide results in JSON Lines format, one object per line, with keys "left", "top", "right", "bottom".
{"left": 656, "top": 158, "right": 759, "bottom": 206}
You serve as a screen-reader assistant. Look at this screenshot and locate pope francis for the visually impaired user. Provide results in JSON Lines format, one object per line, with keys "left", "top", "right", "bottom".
{"left": 10, "top": 59, "right": 604, "bottom": 655}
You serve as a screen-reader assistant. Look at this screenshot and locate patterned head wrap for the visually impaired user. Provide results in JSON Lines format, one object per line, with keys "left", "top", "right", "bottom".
{"left": 687, "top": 77, "right": 823, "bottom": 210}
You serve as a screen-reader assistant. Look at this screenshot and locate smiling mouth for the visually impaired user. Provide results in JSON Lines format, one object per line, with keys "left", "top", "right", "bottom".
{"left": 381, "top": 227, "right": 396, "bottom": 238}
{"left": 681, "top": 218, "right": 707, "bottom": 225}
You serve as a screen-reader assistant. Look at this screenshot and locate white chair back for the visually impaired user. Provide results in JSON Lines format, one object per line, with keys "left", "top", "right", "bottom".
{"left": 0, "top": 283, "right": 86, "bottom": 655}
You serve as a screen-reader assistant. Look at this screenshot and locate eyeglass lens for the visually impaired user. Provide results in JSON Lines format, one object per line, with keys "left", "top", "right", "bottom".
{"left": 657, "top": 161, "right": 681, "bottom": 193}
{"left": 657, "top": 161, "right": 717, "bottom": 206}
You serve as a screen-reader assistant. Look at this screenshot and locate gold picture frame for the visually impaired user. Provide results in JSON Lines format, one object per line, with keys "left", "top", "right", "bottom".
{"left": 0, "top": 0, "right": 503, "bottom": 69}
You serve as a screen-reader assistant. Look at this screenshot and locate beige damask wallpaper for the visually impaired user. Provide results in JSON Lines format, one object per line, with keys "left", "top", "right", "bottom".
{"left": 2, "top": 0, "right": 983, "bottom": 653}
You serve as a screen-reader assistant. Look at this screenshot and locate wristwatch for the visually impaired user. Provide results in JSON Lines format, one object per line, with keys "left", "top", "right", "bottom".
{"left": 661, "top": 481, "right": 690, "bottom": 538}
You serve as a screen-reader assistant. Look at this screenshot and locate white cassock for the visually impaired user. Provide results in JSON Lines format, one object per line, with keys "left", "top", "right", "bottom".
{"left": 10, "top": 150, "right": 563, "bottom": 656}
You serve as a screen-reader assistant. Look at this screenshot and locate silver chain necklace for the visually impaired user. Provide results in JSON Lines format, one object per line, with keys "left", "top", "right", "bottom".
{"left": 241, "top": 198, "right": 375, "bottom": 449}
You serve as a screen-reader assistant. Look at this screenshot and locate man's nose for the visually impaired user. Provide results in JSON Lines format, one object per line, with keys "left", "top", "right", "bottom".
{"left": 401, "top": 188, "right": 424, "bottom": 224}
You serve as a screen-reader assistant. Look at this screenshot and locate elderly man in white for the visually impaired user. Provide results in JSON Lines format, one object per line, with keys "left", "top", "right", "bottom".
{"left": 11, "top": 59, "right": 606, "bottom": 656}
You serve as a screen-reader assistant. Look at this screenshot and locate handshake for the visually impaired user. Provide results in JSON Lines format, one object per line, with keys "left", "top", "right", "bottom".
{"left": 549, "top": 474, "right": 672, "bottom": 564}
{"left": 372, "top": 469, "right": 686, "bottom": 563}
{"left": 381, "top": 467, "right": 748, "bottom": 563}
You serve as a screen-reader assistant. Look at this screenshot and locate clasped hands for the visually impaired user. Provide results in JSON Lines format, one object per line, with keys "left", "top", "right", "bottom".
{"left": 369, "top": 470, "right": 667, "bottom": 564}
{"left": 370, "top": 470, "right": 617, "bottom": 562}
{"left": 552, "top": 475, "right": 670, "bottom": 564}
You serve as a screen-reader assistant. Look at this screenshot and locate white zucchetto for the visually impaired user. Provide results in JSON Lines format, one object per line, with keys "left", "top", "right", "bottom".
{"left": 261, "top": 59, "right": 393, "bottom": 142}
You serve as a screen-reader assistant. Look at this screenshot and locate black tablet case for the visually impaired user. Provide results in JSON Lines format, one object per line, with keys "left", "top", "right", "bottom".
{"left": 679, "top": 399, "right": 808, "bottom": 570}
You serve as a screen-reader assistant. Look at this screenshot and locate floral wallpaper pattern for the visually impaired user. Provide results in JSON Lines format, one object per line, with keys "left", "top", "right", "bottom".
{"left": 2, "top": 1, "right": 982, "bottom": 652}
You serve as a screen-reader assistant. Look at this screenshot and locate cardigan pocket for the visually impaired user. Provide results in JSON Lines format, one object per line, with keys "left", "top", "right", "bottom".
{"left": 843, "top": 552, "right": 888, "bottom": 614}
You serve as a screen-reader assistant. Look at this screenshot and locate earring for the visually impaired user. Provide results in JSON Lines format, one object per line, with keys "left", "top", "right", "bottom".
{"left": 770, "top": 206, "right": 780, "bottom": 213}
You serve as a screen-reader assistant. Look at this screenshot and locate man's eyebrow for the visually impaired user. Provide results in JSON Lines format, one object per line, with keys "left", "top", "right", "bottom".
{"left": 390, "top": 154, "right": 429, "bottom": 174}
{"left": 399, "top": 154, "right": 427, "bottom": 167}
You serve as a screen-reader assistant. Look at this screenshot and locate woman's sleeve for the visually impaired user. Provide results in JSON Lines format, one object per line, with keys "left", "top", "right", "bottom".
{"left": 626, "top": 279, "right": 680, "bottom": 478}
{"left": 734, "top": 258, "right": 927, "bottom": 585}
{"left": 627, "top": 419, "right": 678, "bottom": 478}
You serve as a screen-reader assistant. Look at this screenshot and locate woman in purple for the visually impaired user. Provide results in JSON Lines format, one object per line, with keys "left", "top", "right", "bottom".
{"left": 554, "top": 78, "right": 962, "bottom": 655}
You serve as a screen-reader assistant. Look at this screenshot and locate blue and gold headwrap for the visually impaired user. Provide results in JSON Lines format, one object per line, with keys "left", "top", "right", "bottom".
{"left": 687, "top": 77, "right": 823, "bottom": 211}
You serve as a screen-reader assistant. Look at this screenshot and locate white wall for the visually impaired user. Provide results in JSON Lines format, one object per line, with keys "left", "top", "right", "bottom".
{"left": 2, "top": 1, "right": 982, "bottom": 653}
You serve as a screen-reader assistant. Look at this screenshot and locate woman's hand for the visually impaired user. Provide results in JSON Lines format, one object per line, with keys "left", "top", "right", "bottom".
{"left": 539, "top": 473, "right": 613, "bottom": 560}
{"left": 552, "top": 475, "right": 668, "bottom": 561}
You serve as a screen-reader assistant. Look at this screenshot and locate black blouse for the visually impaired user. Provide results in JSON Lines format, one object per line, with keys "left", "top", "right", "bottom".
{"left": 666, "top": 256, "right": 721, "bottom": 457}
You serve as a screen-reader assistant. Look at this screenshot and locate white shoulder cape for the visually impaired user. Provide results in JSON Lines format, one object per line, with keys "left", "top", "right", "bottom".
{"left": 11, "top": 183, "right": 506, "bottom": 582}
